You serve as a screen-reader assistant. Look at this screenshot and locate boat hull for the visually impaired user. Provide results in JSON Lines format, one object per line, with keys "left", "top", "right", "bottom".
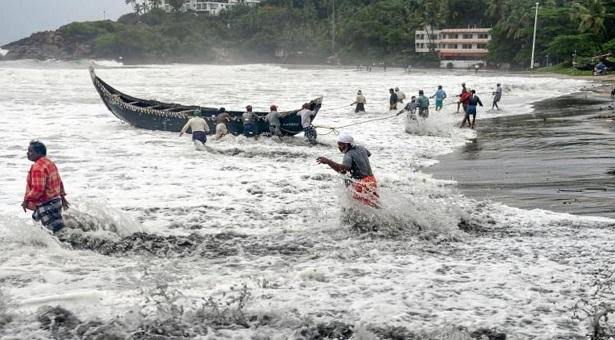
{"left": 89, "top": 66, "right": 321, "bottom": 136}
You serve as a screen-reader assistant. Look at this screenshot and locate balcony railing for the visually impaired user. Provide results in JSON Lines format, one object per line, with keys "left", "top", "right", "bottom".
{"left": 439, "top": 38, "right": 490, "bottom": 44}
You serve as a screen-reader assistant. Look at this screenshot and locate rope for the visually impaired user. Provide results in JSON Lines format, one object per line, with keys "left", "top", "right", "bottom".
{"left": 319, "top": 103, "right": 355, "bottom": 113}
{"left": 313, "top": 113, "right": 399, "bottom": 135}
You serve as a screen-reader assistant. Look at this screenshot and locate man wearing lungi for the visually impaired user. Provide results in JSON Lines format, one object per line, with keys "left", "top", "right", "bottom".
{"left": 22, "top": 140, "right": 69, "bottom": 233}
{"left": 298, "top": 103, "right": 317, "bottom": 145}
{"left": 316, "top": 133, "right": 380, "bottom": 208}
{"left": 180, "top": 109, "right": 210, "bottom": 144}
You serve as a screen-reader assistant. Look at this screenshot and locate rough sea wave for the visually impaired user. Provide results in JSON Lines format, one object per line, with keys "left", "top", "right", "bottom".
{"left": 1, "top": 60, "right": 612, "bottom": 339}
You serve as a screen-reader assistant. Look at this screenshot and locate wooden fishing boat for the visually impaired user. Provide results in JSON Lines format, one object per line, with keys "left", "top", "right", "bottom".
{"left": 89, "top": 66, "right": 322, "bottom": 135}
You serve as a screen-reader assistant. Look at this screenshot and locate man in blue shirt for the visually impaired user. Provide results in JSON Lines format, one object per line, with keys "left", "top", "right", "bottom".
{"left": 430, "top": 85, "right": 447, "bottom": 111}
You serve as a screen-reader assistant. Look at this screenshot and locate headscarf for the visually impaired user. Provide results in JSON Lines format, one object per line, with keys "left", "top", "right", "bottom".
{"left": 337, "top": 132, "right": 353, "bottom": 145}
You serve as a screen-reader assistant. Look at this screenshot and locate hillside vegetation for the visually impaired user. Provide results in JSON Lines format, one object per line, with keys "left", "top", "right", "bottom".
{"left": 2, "top": 0, "right": 613, "bottom": 67}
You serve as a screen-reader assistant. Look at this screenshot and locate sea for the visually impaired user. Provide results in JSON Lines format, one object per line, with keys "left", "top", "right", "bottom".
{"left": 0, "top": 60, "right": 614, "bottom": 339}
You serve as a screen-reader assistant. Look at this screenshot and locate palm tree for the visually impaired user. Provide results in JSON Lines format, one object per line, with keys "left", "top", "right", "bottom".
{"left": 416, "top": 0, "right": 447, "bottom": 54}
{"left": 571, "top": 0, "right": 613, "bottom": 37}
{"left": 486, "top": 0, "right": 505, "bottom": 23}
{"left": 498, "top": 0, "right": 534, "bottom": 39}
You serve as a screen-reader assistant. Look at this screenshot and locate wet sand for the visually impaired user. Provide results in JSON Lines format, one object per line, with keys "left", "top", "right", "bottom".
{"left": 430, "top": 91, "right": 615, "bottom": 218}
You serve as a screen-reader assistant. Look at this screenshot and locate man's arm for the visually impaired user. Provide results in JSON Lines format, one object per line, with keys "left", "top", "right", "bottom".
{"left": 24, "top": 168, "right": 45, "bottom": 202}
{"left": 316, "top": 157, "right": 349, "bottom": 174}
{"left": 59, "top": 180, "right": 69, "bottom": 210}
{"left": 179, "top": 119, "right": 191, "bottom": 136}
{"left": 23, "top": 168, "right": 45, "bottom": 211}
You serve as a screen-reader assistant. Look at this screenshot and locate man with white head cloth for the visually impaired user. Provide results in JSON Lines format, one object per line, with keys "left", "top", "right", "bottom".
{"left": 317, "top": 133, "right": 379, "bottom": 207}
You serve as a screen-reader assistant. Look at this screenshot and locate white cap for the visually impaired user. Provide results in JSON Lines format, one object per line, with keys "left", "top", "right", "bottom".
{"left": 337, "top": 132, "right": 353, "bottom": 144}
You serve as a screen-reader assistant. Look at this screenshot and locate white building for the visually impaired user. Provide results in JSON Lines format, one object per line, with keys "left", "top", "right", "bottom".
{"left": 415, "top": 27, "right": 491, "bottom": 68}
{"left": 161, "top": 0, "right": 260, "bottom": 15}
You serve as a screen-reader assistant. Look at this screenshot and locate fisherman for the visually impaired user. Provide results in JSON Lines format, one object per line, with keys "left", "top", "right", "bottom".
{"left": 458, "top": 86, "right": 471, "bottom": 114}
{"left": 417, "top": 90, "right": 430, "bottom": 118}
{"left": 215, "top": 107, "right": 231, "bottom": 139}
{"left": 298, "top": 103, "right": 317, "bottom": 144}
{"left": 180, "top": 108, "right": 210, "bottom": 145}
{"left": 389, "top": 88, "right": 398, "bottom": 110}
{"left": 266, "top": 104, "right": 288, "bottom": 138}
{"left": 316, "top": 133, "right": 379, "bottom": 208}
{"left": 492, "top": 83, "right": 502, "bottom": 110}
{"left": 242, "top": 105, "right": 259, "bottom": 137}
{"left": 396, "top": 96, "right": 418, "bottom": 120}
{"left": 22, "top": 140, "right": 69, "bottom": 234}
{"left": 430, "top": 85, "right": 447, "bottom": 111}
{"left": 395, "top": 87, "right": 406, "bottom": 104}
{"left": 460, "top": 90, "right": 483, "bottom": 129}
{"left": 351, "top": 90, "right": 367, "bottom": 113}
{"left": 457, "top": 83, "right": 468, "bottom": 113}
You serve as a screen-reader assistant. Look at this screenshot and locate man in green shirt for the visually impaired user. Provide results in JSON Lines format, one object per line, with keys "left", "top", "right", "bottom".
{"left": 417, "top": 90, "right": 429, "bottom": 118}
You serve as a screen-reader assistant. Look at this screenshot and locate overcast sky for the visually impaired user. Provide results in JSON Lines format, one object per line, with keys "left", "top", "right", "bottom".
{"left": 0, "top": 0, "right": 132, "bottom": 46}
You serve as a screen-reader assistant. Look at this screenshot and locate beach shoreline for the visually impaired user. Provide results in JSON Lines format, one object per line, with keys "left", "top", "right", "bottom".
{"left": 428, "top": 84, "right": 615, "bottom": 218}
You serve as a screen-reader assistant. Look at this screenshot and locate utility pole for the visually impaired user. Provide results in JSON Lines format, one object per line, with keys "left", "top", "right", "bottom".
{"left": 530, "top": 2, "right": 539, "bottom": 69}
{"left": 331, "top": 0, "right": 336, "bottom": 53}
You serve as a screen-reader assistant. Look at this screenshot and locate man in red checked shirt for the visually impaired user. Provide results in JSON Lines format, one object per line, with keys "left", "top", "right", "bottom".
{"left": 22, "top": 140, "right": 69, "bottom": 233}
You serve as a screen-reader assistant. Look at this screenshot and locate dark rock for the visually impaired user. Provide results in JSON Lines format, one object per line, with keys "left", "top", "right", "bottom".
{"left": 470, "top": 328, "right": 507, "bottom": 340}
{"left": 37, "top": 305, "right": 81, "bottom": 338}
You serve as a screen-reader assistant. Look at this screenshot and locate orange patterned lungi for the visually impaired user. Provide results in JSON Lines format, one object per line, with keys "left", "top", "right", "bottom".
{"left": 350, "top": 176, "right": 380, "bottom": 208}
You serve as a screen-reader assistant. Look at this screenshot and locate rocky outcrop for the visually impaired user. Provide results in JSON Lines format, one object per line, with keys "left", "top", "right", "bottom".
{"left": 1, "top": 30, "right": 93, "bottom": 61}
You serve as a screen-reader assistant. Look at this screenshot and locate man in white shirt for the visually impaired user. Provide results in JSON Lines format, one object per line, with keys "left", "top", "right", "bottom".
{"left": 179, "top": 109, "right": 210, "bottom": 145}
{"left": 351, "top": 90, "right": 367, "bottom": 113}
{"left": 297, "top": 103, "right": 317, "bottom": 144}
{"left": 395, "top": 87, "right": 406, "bottom": 103}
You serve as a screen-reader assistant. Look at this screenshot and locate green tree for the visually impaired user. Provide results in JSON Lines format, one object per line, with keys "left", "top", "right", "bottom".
{"left": 415, "top": 0, "right": 448, "bottom": 53}
{"left": 571, "top": 0, "right": 612, "bottom": 38}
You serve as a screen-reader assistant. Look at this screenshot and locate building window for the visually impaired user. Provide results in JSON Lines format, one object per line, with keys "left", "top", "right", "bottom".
{"left": 478, "top": 34, "right": 489, "bottom": 39}
{"left": 477, "top": 44, "right": 487, "bottom": 49}
{"left": 463, "top": 34, "right": 473, "bottom": 39}
{"left": 447, "top": 44, "right": 458, "bottom": 49}
{"left": 462, "top": 44, "right": 472, "bottom": 49}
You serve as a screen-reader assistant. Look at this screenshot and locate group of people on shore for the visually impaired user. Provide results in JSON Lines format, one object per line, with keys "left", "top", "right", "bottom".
{"left": 23, "top": 79, "right": 504, "bottom": 235}
{"left": 350, "top": 83, "right": 503, "bottom": 129}
{"left": 179, "top": 103, "right": 318, "bottom": 146}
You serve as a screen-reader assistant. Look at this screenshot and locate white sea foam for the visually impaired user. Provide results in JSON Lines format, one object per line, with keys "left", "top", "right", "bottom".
{"left": 0, "top": 61, "right": 612, "bottom": 338}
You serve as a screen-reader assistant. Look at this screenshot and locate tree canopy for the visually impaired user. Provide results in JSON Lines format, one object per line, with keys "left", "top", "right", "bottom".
{"left": 14, "top": 0, "right": 614, "bottom": 66}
